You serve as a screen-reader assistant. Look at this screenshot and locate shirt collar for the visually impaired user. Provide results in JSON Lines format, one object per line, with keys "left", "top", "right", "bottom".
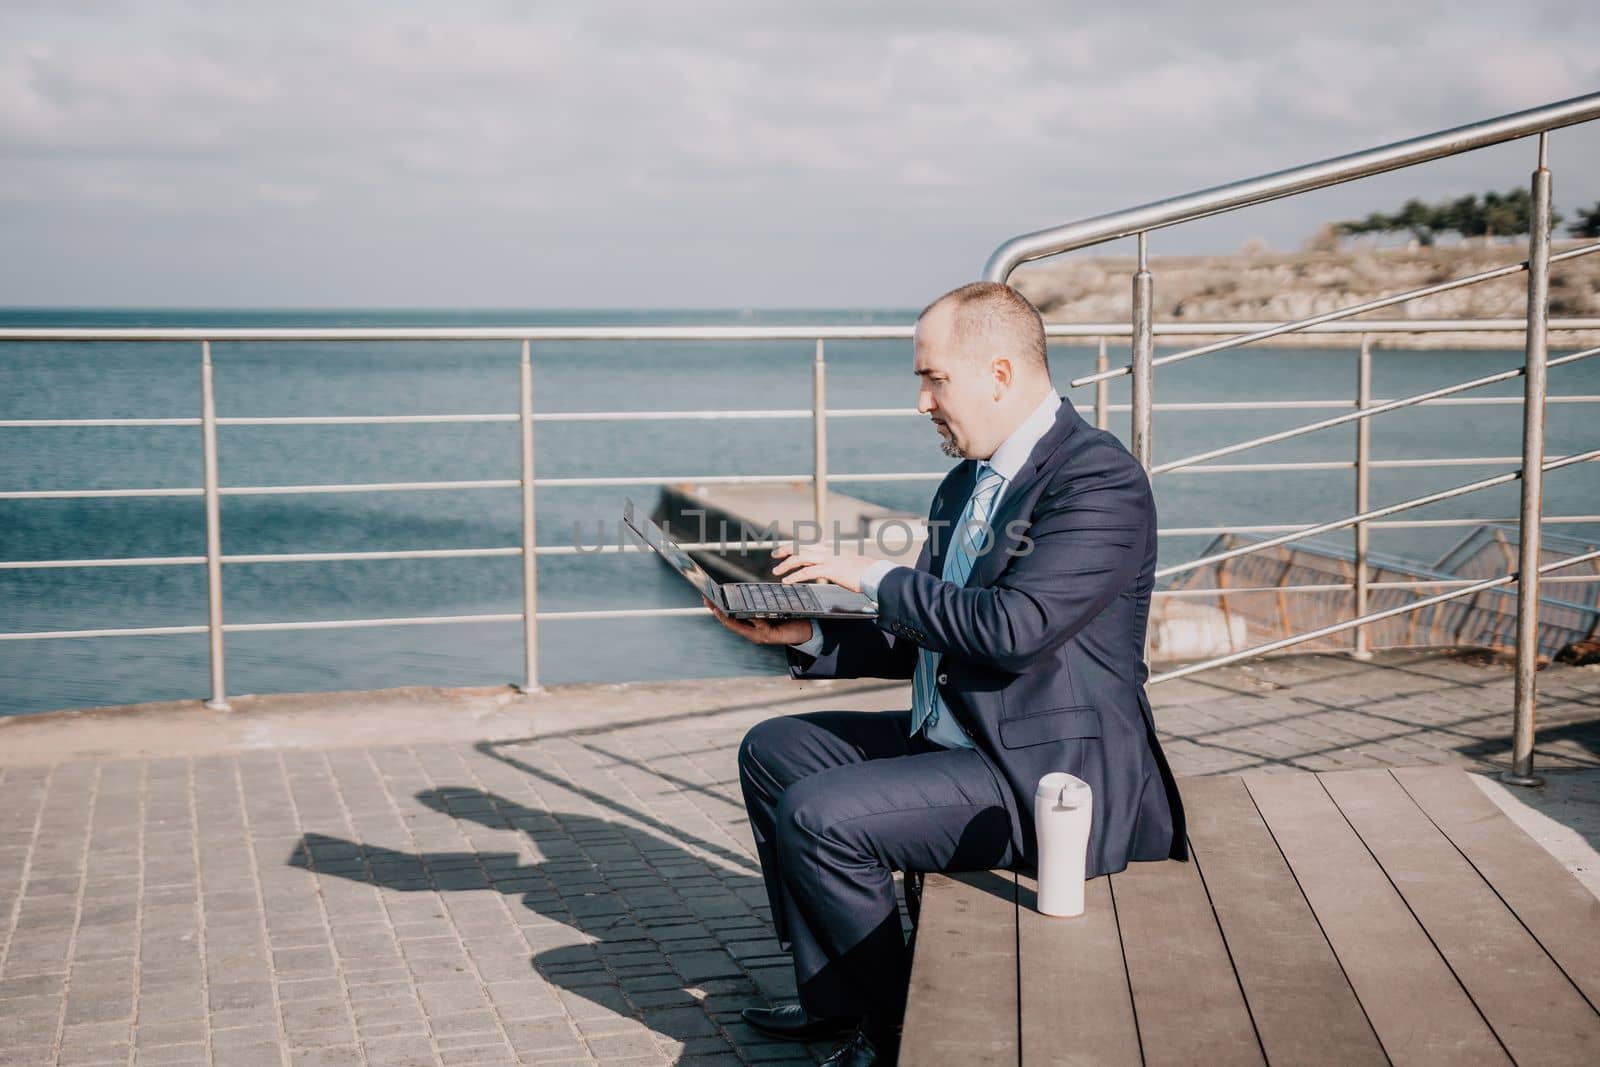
{"left": 980, "top": 391, "right": 1062, "bottom": 482}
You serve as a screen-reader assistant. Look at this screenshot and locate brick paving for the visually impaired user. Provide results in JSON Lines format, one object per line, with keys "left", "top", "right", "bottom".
{"left": 0, "top": 649, "right": 1596, "bottom": 1066}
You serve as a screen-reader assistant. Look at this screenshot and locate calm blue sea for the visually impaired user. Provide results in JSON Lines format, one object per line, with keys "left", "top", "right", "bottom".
{"left": 3, "top": 308, "right": 1597, "bottom": 717}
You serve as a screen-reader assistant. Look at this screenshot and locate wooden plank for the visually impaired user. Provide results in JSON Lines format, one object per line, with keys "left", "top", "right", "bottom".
{"left": 1111, "top": 851, "right": 1265, "bottom": 1066}
{"left": 1323, "top": 768, "right": 1600, "bottom": 1063}
{"left": 901, "top": 870, "right": 1019, "bottom": 1065}
{"left": 1393, "top": 765, "right": 1600, "bottom": 1010}
{"left": 1245, "top": 771, "right": 1509, "bottom": 1066}
{"left": 1182, "top": 776, "right": 1385, "bottom": 1065}
{"left": 1017, "top": 873, "right": 1140, "bottom": 1067}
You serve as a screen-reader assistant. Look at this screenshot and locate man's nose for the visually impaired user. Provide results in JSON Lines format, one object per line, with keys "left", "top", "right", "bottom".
{"left": 917, "top": 388, "right": 934, "bottom": 414}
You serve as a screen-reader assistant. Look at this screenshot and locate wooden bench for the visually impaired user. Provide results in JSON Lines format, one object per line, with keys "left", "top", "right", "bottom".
{"left": 902, "top": 766, "right": 1600, "bottom": 1065}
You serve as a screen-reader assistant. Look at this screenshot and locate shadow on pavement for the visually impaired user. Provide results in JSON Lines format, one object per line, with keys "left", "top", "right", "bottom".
{"left": 288, "top": 786, "right": 799, "bottom": 1064}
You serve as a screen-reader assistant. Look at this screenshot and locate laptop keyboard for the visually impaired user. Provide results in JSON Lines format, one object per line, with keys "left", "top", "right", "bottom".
{"left": 728, "top": 583, "right": 822, "bottom": 614}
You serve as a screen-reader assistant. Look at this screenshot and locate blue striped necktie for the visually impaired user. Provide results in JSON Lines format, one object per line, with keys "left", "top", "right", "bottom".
{"left": 910, "top": 463, "right": 1007, "bottom": 737}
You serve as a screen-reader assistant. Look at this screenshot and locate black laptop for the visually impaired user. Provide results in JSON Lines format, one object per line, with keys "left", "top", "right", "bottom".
{"left": 622, "top": 498, "right": 878, "bottom": 620}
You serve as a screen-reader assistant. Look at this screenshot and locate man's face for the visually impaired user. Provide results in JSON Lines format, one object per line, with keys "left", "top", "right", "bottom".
{"left": 913, "top": 305, "right": 996, "bottom": 460}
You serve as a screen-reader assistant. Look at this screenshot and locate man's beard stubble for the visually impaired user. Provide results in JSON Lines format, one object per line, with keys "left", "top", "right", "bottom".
{"left": 940, "top": 438, "right": 963, "bottom": 458}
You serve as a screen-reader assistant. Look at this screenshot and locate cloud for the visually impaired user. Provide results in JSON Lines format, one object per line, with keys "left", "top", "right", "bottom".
{"left": 0, "top": 1, "right": 1597, "bottom": 306}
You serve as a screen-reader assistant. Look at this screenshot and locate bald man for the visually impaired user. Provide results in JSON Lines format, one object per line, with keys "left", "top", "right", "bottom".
{"left": 708, "top": 282, "right": 1185, "bottom": 1067}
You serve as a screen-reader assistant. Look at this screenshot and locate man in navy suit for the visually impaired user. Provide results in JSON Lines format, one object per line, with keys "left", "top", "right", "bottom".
{"left": 707, "top": 282, "right": 1185, "bottom": 1066}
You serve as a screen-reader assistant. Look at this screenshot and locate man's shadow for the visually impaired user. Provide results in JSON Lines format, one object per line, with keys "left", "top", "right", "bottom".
{"left": 288, "top": 786, "right": 783, "bottom": 1061}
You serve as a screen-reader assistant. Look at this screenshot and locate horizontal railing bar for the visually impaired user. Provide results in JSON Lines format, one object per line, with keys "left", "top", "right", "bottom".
{"left": 532, "top": 474, "right": 809, "bottom": 488}
{"left": 0, "top": 607, "right": 719, "bottom": 640}
{"left": 0, "top": 487, "right": 203, "bottom": 500}
{"left": 1073, "top": 242, "right": 1600, "bottom": 386}
{"left": 1159, "top": 514, "right": 1600, "bottom": 537}
{"left": 1376, "top": 454, "right": 1590, "bottom": 469}
{"left": 1141, "top": 400, "right": 1352, "bottom": 412}
{"left": 1098, "top": 396, "right": 1600, "bottom": 415}
{"left": 12, "top": 567, "right": 1598, "bottom": 641}
{"left": 1157, "top": 448, "right": 1600, "bottom": 577}
{"left": 222, "top": 547, "right": 523, "bottom": 564}
{"left": 533, "top": 409, "right": 813, "bottom": 422}
{"left": 826, "top": 472, "right": 947, "bottom": 483}
{"left": 0, "top": 541, "right": 787, "bottom": 569}
{"left": 1157, "top": 583, "right": 1350, "bottom": 598}
{"left": 8, "top": 393, "right": 1600, "bottom": 439}
{"left": 227, "top": 607, "right": 720, "bottom": 629}
{"left": 1365, "top": 514, "right": 1600, "bottom": 529}
{"left": 1372, "top": 394, "right": 1600, "bottom": 407}
{"left": 985, "top": 92, "right": 1600, "bottom": 279}
{"left": 1158, "top": 455, "right": 1596, "bottom": 475}
{"left": 531, "top": 607, "right": 711, "bottom": 621}
{"left": 22, "top": 478, "right": 812, "bottom": 499}
{"left": 9, "top": 514, "right": 1594, "bottom": 570}
{"left": 1150, "top": 547, "right": 1600, "bottom": 684}
{"left": 6, "top": 318, "right": 1600, "bottom": 344}
{"left": 1157, "top": 574, "right": 1600, "bottom": 598}
{"left": 1126, "top": 318, "right": 1600, "bottom": 337}
{"left": 0, "top": 623, "right": 211, "bottom": 641}
{"left": 1164, "top": 461, "right": 1353, "bottom": 474}
{"left": 0, "top": 555, "right": 207, "bottom": 570}
{"left": 223, "top": 613, "right": 523, "bottom": 633}
{"left": 218, "top": 479, "right": 521, "bottom": 496}
{"left": 220, "top": 414, "right": 520, "bottom": 426}
{"left": 1152, "top": 344, "right": 1600, "bottom": 475}
{"left": 0, "top": 418, "right": 202, "bottom": 428}
{"left": 535, "top": 540, "right": 784, "bottom": 556}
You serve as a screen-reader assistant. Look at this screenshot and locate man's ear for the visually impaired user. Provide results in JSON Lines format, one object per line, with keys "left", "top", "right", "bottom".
{"left": 990, "top": 355, "right": 1014, "bottom": 395}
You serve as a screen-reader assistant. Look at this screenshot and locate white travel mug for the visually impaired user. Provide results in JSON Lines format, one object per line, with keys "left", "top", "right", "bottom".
{"left": 1034, "top": 772, "right": 1093, "bottom": 917}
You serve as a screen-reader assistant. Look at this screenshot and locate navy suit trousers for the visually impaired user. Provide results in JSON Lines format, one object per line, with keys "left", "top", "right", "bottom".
{"left": 737, "top": 709, "right": 1017, "bottom": 1026}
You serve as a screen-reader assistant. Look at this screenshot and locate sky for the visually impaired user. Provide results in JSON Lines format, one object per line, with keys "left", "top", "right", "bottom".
{"left": 2, "top": 1, "right": 1598, "bottom": 309}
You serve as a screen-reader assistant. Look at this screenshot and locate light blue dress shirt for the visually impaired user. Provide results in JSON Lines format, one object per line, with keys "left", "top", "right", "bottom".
{"left": 789, "top": 391, "right": 1063, "bottom": 748}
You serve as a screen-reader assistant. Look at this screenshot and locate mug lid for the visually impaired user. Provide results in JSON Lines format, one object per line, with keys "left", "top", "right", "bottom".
{"left": 1036, "top": 771, "right": 1091, "bottom": 803}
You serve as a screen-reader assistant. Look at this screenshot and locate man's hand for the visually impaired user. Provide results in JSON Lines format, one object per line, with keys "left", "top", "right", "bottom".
{"left": 704, "top": 597, "right": 814, "bottom": 646}
{"left": 770, "top": 542, "right": 876, "bottom": 593}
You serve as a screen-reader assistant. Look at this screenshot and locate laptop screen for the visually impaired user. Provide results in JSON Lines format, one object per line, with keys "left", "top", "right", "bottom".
{"left": 622, "top": 498, "right": 721, "bottom": 603}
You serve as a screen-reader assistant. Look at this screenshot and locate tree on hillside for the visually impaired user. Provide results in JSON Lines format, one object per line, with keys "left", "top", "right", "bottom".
{"left": 1570, "top": 202, "right": 1600, "bottom": 239}
{"left": 1334, "top": 189, "right": 1564, "bottom": 246}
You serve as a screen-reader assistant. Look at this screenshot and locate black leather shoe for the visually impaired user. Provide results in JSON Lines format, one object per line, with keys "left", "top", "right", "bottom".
{"left": 821, "top": 1026, "right": 899, "bottom": 1066}
{"left": 741, "top": 1003, "right": 858, "bottom": 1043}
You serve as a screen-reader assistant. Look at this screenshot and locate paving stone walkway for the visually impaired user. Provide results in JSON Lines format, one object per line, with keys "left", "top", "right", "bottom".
{"left": 0, "top": 649, "right": 1596, "bottom": 1066}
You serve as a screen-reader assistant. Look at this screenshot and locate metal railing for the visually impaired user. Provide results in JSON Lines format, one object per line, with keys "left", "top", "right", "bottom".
{"left": 2, "top": 320, "right": 1597, "bottom": 698}
{"left": 983, "top": 91, "right": 1600, "bottom": 785}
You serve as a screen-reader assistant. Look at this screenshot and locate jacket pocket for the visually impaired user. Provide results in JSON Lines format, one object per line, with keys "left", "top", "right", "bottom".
{"left": 998, "top": 705, "right": 1101, "bottom": 749}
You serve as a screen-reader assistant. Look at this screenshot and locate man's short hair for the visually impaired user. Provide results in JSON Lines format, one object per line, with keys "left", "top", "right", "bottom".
{"left": 917, "top": 281, "right": 1049, "bottom": 372}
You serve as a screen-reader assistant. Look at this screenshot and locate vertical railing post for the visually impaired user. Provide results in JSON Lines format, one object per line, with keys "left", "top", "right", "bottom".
{"left": 200, "top": 340, "right": 229, "bottom": 710}
{"left": 1353, "top": 335, "right": 1373, "bottom": 659}
{"left": 1130, "top": 233, "right": 1154, "bottom": 470}
{"left": 1094, "top": 337, "right": 1110, "bottom": 430}
{"left": 1504, "top": 133, "right": 1552, "bottom": 788}
{"left": 517, "top": 340, "right": 540, "bottom": 694}
{"left": 813, "top": 339, "right": 828, "bottom": 534}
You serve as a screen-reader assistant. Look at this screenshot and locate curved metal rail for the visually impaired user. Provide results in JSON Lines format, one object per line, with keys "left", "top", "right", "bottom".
{"left": 983, "top": 91, "right": 1600, "bottom": 281}
{"left": 980, "top": 92, "right": 1600, "bottom": 785}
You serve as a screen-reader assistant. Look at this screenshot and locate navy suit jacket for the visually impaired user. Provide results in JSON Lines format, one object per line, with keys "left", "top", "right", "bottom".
{"left": 786, "top": 395, "right": 1186, "bottom": 877}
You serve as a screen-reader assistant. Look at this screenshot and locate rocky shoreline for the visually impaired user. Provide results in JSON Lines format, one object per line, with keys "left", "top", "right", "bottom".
{"left": 1012, "top": 240, "right": 1600, "bottom": 349}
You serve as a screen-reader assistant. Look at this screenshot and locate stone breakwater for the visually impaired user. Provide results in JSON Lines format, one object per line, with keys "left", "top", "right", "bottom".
{"left": 1012, "top": 241, "right": 1600, "bottom": 349}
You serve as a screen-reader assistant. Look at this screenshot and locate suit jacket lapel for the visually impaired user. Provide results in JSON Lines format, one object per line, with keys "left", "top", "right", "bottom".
{"left": 965, "top": 396, "right": 1086, "bottom": 589}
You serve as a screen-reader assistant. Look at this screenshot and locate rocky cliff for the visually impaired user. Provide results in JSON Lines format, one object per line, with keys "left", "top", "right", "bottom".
{"left": 1011, "top": 240, "right": 1600, "bottom": 348}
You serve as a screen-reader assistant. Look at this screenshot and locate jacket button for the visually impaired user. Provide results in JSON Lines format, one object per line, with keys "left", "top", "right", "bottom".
{"left": 936, "top": 673, "right": 948, "bottom": 685}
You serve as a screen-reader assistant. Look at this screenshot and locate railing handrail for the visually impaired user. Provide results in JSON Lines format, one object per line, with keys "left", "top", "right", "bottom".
{"left": 982, "top": 91, "right": 1600, "bottom": 281}
{"left": 5, "top": 316, "right": 1600, "bottom": 343}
